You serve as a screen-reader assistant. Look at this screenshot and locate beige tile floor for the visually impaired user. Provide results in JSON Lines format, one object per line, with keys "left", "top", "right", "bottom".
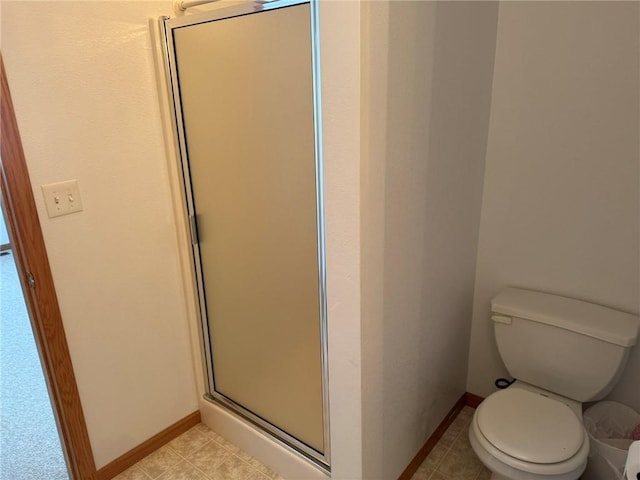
{"left": 114, "top": 423, "right": 284, "bottom": 480}
{"left": 115, "top": 406, "right": 488, "bottom": 480}
{"left": 410, "top": 406, "right": 491, "bottom": 480}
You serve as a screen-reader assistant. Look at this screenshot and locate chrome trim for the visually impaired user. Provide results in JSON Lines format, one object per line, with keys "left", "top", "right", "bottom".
{"left": 309, "top": 0, "right": 331, "bottom": 468}
{"left": 161, "top": 1, "right": 330, "bottom": 470}
{"left": 160, "top": 15, "right": 215, "bottom": 395}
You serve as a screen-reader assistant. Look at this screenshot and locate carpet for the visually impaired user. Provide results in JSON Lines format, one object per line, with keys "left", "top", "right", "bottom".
{"left": 0, "top": 251, "right": 68, "bottom": 479}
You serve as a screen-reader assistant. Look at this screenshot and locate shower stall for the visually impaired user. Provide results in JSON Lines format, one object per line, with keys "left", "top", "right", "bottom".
{"left": 160, "top": 0, "right": 329, "bottom": 471}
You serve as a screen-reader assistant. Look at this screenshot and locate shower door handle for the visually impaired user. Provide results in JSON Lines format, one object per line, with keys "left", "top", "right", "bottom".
{"left": 189, "top": 214, "right": 199, "bottom": 245}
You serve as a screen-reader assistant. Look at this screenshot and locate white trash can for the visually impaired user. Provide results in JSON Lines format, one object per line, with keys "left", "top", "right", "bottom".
{"left": 582, "top": 401, "right": 640, "bottom": 480}
{"left": 626, "top": 441, "right": 640, "bottom": 480}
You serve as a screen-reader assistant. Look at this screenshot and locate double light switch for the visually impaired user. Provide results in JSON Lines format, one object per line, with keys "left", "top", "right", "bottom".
{"left": 41, "top": 180, "right": 83, "bottom": 218}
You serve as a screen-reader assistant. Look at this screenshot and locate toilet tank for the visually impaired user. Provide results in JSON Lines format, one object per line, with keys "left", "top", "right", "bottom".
{"left": 491, "top": 287, "right": 640, "bottom": 402}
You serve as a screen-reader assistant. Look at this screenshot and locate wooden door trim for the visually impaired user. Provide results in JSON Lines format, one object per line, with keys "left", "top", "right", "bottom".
{"left": 1, "top": 55, "right": 96, "bottom": 480}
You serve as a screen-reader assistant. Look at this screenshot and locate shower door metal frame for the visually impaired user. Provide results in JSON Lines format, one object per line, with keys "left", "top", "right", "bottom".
{"left": 160, "top": 0, "right": 330, "bottom": 471}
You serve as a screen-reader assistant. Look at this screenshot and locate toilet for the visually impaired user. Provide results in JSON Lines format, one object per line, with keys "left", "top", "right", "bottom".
{"left": 469, "top": 287, "right": 640, "bottom": 480}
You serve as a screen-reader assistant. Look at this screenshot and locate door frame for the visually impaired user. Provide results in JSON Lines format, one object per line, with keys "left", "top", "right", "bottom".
{"left": 1, "top": 55, "right": 96, "bottom": 480}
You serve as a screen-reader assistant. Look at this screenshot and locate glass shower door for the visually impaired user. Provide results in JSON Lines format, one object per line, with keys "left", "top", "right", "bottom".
{"left": 164, "top": 0, "right": 328, "bottom": 468}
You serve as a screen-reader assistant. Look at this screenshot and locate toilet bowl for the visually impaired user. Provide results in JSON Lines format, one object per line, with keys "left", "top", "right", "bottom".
{"left": 468, "top": 383, "right": 589, "bottom": 480}
{"left": 469, "top": 287, "right": 640, "bottom": 480}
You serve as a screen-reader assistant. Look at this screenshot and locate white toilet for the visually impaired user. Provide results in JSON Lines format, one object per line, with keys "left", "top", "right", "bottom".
{"left": 469, "top": 287, "right": 640, "bottom": 480}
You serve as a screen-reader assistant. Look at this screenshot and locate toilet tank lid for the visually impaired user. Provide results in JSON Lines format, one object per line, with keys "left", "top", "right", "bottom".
{"left": 491, "top": 288, "right": 640, "bottom": 347}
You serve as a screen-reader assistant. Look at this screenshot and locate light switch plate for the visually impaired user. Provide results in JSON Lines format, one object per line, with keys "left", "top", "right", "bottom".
{"left": 41, "top": 180, "right": 83, "bottom": 218}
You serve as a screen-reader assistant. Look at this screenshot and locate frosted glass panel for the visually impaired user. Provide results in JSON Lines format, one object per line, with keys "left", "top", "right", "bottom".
{"left": 172, "top": 3, "right": 324, "bottom": 454}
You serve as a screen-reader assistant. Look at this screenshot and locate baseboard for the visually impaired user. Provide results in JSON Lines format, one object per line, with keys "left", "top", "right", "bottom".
{"left": 464, "top": 392, "right": 484, "bottom": 408}
{"left": 95, "top": 411, "right": 201, "bottom": 480}
{"left": 397, "top": 392, "right": 485, "bottom": 480}
{"left": 397, "top": 394, "right": 466, "bottom": 480}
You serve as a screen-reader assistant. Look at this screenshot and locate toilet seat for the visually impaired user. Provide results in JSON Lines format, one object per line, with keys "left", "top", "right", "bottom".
{"left": 470, "top": 388, "right": 589, "bottom": 478}
{"left": 477, "top": 388, "right": 584, "bottom": 464}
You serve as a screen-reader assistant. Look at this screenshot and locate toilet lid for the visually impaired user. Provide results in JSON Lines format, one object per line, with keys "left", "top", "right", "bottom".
{"left": 477, "top": 388, "right": 585, "bottom": 464}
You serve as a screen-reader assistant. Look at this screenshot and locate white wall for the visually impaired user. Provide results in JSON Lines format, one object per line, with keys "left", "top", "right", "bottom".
{"left": 467, "top": 2, "right": 640, "bottom": 412}
{"left": 319, "top": 1, "right": 364, "bottom": 478}
{"left": 361, "top": 2, "right": 498, "bottom": 478}
{"left": 1, "top": 1, "right": 199, "bottom": 468}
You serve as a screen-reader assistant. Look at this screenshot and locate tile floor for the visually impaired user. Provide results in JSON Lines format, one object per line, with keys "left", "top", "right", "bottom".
{"left": 114, "top": 423, "right": 284, "bottom": 480}
{"left": 115, "top": 406, "right": 488, "bottom": 480}
{"left": 410, "top": 406, "right": 491, "bottom": 480}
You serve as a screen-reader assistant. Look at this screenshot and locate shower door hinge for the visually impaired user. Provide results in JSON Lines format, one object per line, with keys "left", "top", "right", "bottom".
{"left": 27, "top": 272, "right": 36, "bottom": 290}
{"left": 189, "top": 214, "right": 199, "bottom": 245}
